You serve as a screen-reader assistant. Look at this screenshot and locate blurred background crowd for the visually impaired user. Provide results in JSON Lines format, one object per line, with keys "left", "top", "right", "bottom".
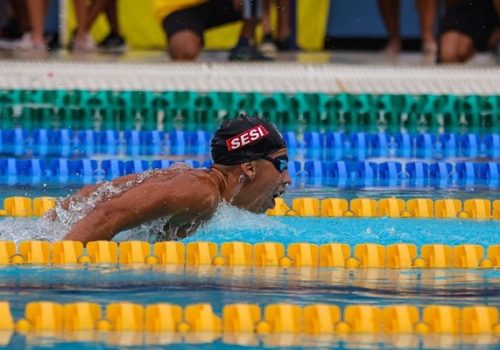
{"left": 0, "top": 0, "right": 498, "bottom": 64}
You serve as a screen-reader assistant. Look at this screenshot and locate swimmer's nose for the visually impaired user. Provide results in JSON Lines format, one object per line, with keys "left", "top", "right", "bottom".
{"left": 282, "top": 170, "right": 292, "bottom": 187}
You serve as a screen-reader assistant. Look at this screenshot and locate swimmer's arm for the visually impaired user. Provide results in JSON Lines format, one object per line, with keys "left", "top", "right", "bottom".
{"left": 63, "top": 181, "right": 218, "bottom": 244}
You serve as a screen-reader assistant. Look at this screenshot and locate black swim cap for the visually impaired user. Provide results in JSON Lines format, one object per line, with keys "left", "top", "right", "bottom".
{"left": 211, "top": 115, "right": 286, "bottom": 165}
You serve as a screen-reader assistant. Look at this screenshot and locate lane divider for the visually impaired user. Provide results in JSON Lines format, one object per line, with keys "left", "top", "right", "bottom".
{"left": 268, "top": 197, "right": 500, "bottom": 219}
{"left": 1, "top": 301, "right": 499, "bottom": 335}
{"left": 1, "top": 196, "right": 500, "bottom": 219}
{"left": 1, "top": 240, "right": 499, "bottom": 268}
{"left": 0, "top": 129, "right": 498, "bottom": 159}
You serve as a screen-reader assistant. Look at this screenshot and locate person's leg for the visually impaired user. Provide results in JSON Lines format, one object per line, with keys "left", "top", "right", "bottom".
{"left": 72, "top": 0, "right": 96, "bottom": 50}
{"left": 277, "top": 0, "right": 290, "bottom": 40}
{"left": 9, "top": 0, "right": 30, "bottom": 34}
{"left": 104, "top": 0, "right": 120, "bottom": 35}
{"left": 261, "top": 0, "right": 272, "bottom": 36}
{"left": 439, "top": 31, "right": 474, "bottom": 63}
{"left": 26, "top": 0, "right": 49, "bottom": 45}
{"left": 416, "top": 0, "right": 437, "bottom": 55}
{"left": 86, "top": 0, "right": 108, "bottom": 31}
{"left": 377, "top": 0, "right": 401, "bottom": 53}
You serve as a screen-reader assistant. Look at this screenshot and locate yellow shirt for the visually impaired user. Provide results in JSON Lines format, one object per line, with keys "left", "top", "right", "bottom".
{"left": 153, "top": 0, "right": 208, "bottom": 21}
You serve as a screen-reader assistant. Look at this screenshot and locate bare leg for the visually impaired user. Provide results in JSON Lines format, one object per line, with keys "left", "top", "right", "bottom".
{"left": 439, "top": 31, "right": 474, "bottom": 63}
{"left": 416, "top": 0, "right": 437, "bottom": 55}
{"left": 26, "top": 0, "right": 50, "bottom": 45}
{"left": 73, "top": 0, "right": 88, "bottom": 40}
{"left": 277, "top": 0, "right": 290, "bottom": 40}
{"left": 168, "top": 31, "right": 202, "bottom": 60}
{"left": 86, "top": 0, "right": 108, "bottom": 31}
{"left": 261, "top": 0, "right": 272, "bottom": 35}
{"left": 9, "top": 0, "right": 30, "bottom": 33}
{"left": 104, "top": 0, "right": 120, "bottom": 34}
{"left": 378, "top": 0, "right": 401, "bottom": 54}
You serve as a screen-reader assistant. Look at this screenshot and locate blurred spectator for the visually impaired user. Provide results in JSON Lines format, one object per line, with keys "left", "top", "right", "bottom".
{"left": 71, "top": 0, "right": 96, "bottom": 51}
{"left": 378, "top": 0, "right": 437, "bottom": 55}
{"left": 85, "top": 0, "right": 127, "bottom": 52}
{"left": 155, "top": 0, "right": 270, "bottom": 61}
{"left": 0, "top": 0, "right": 30, "bottom": 39}
{"left": 260, "top": 0, "right": 292, "bottom": 56}
{"left": 439, "top": 0, "right": 500, "bottom": 63}
{"left": 16, "top": 0, "right": 51, "bottom": 50}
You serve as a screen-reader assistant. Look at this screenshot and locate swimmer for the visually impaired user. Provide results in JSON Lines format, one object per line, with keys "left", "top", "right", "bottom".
{"left": 53, "top": 115, "right": 291, "bottom": 244}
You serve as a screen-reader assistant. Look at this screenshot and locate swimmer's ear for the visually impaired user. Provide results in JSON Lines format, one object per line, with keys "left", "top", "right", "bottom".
{"left": 240, "top": 161, "right": 257, "bottom": 181}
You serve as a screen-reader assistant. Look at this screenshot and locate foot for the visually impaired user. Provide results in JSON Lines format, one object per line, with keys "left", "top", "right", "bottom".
{"left": 98, "top": 33, "right": 127, "bottom": 53}
{"left": 259, "top": 33, "right": 278, "bottom": 56}
{"left": 382, "top": 39, "right": 401, "bottom": 55}
{"left": 0, "top": 32, "right": 46, "bottom": 51}
{"left": 275, "top": 36, "right": 296, "bottom": 51}
{"left": 228, "top": 45, "right": 273, "bottom": 61}
{"left": 422, "top": 39, "right": 437, "bottom": 56}
{"left": 72, "top": 34, "right": 96, "bottom": 52}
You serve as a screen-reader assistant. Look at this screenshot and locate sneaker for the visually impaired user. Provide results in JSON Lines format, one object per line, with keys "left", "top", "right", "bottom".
{"left": 422, "top": 40, "right": 437, "bottom": 56}
{"left": 98, "top": 33, "right": 127, "bottom": 53}
{"left": 259, "top": 34, "right": 278, "bottom": 57}
{"left": 228, "top": 45, "right": 273, "bottom": 61}
{"left": 72, "top": 34, "right": 96, "bottom": 52}
{"left": 0, "top": 32, "right": 46, "bottom": 51}
{"left": 275, "top": 36, "right": 296, "bottom": 51}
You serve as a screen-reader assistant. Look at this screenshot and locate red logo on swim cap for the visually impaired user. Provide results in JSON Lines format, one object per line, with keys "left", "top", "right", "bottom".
{"left": 226, "top": 125, "right": 269, "bottom": 151}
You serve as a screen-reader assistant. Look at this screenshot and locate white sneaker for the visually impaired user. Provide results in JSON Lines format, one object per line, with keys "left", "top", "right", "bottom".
{"left": 73, "top": 34, "right": 96, "bottom": 52}
{"left": 0, "top": 33, "right": 46, "bottom": 51}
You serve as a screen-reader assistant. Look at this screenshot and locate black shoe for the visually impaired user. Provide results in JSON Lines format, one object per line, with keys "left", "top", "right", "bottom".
{"left": 275, "top": 37, "right": 297, "bottom": 51}
{"left": 228, "top": 45, "right": 273, "bottom": 61}
{"left": 98, "top": 33, "right": 127, "bottom": 52}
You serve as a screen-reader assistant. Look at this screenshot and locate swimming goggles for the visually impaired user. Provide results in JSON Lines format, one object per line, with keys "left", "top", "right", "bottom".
{"left": 263, "top": 155, "right": 288, "bottom": 173}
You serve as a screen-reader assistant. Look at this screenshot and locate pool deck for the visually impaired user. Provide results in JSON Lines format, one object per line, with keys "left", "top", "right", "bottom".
{"left": 0, "top": 50, "right": 499, "bottom": 94}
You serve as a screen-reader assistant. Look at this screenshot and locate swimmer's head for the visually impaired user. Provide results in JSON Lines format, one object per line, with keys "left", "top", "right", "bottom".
{"left": 211, "top": 115, "right": 291, "bottom": 213}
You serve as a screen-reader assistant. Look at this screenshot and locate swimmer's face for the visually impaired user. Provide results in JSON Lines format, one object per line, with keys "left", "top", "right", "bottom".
{"left": 232, "top": 148, "right": 292, "bottom": 213}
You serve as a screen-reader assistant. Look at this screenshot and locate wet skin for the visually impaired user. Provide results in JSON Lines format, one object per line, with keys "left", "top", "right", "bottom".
{"left": 53, "top": 149, "right": 292, "bottom": 244}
